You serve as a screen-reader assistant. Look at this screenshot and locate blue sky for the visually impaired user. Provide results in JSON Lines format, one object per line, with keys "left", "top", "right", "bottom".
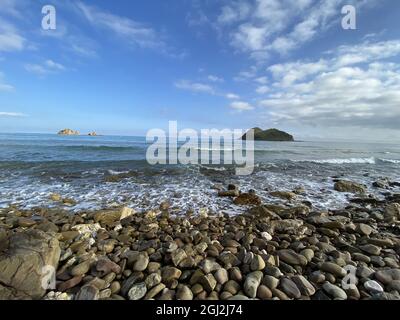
{"left": 0, "top": 0, "right": 400, "bottom": 141}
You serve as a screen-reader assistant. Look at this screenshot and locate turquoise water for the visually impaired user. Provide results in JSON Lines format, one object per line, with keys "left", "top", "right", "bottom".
{"left": 0, "top": 133, "right": 399, "bottom": 213}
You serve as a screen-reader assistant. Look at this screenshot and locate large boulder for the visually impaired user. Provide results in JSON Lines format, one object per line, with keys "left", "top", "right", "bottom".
{"left": 334, "top": 180, "right": 366, "bottom": 194}
{"left": 0, "top": 229, "right": 61, "bottom": 299}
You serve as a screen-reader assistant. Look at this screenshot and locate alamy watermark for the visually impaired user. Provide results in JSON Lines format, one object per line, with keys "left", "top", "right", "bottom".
{"left": 41, "top": 5, "right": 56, "bottom": 30}
{"left": 40, "top": 4, "right": 356, "bottom": 31}
{"left": 145, "top": 121, "right": 255, "bottom": 176}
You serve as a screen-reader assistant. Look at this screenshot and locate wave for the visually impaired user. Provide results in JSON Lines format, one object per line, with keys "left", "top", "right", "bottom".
{"left": 379, "top": 158, "right": 400, "bottom": 164}
{"left": 302, "top": 157, "right": 400, "bottom": 165}
{"left": 304, "top": 157, "right": 376, "bottom": 164}
{"left": 63, "top": 145, "right": 141, "bottom": 152}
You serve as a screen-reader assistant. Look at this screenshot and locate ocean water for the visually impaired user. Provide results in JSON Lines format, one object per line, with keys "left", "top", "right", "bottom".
{"left": 0, "top": 133, "right": 399, "bottom": 214}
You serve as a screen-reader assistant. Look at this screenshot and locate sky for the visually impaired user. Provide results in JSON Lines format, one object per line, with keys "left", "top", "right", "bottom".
{"left": 0, "top": 0, "right": 400, "bottom": 141}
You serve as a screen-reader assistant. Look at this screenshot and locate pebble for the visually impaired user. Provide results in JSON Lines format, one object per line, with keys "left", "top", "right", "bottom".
{"left": 128, "top": 282, "right": 147, "bottom": 300}
{"left": 133, "top": 252, "right": 149, "bottom": 272}
{"left": 176, "top": 285, "right": 193, "bottom": 300}
{"left": 280, "top": 278, "right": 301, "bottom": 299}
{"left": 145, "top": 283, "right": 165, "bottom": 299}
{"left": 250, "top": 255, "right": 266, "bottom": 271}
{"left": 322, "top": 283, "right": 347, "bottom": 300}
{"left": 199, "top": 274, "right": 217, "bottom": 293}
{"left": 375, "top": 269, "right": 400, "bottom": 285}
{"left": 364, "top": 280, "right": 384, "bottom": 294}
{"left": 75, "top": 285, "right": 99, "bottom": 300}
{"left": 359, "top": 244, "right": 381, "bottom": 256}
{"left": 320, "top": 262, "right": 347, "bottom": 278}
{"left": 171, "top": 248, "right": 187, "bottom": 267}
{"left": 257, "top": 285, "right": 273, "bottom": 300}
{"left": 145, "top": 273, "right": 162, "bottom": 289}
{"left": 161, "top": 266, "right": 182, "bottom": 283}
{"left": 292, "top": 275, "right": 316, "bottom": 296}
{"left": 224, "top": 280, "right": 240, "bottom": 295}
{"left": 214, "top": 268, "right": 229, "bottom": 285}
{"left": 263, "top": 275, "right": 280, "bottom": 289}
{"left": 70, "top": 260, "right": 92, "bottom": 276}
{"left": 244, "top": 271, "right": 263, "bottom": 298}
{"left": 278, "top": 249, "right": 308, "bottom": 266}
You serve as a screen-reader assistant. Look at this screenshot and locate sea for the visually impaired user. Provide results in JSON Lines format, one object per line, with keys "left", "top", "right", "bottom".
{"left": 0, "top": 133, "right": 399, "bottom": 214}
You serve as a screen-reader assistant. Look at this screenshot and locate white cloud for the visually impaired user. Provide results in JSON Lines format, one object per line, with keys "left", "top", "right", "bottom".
{"left": 218, "top": 1, "right": 251, "bottom": 25}
{"left": 76, "top": 2, "right": 164, "bottom": 50}
{"left": 0, "top": 18, "right": 25, "bottom": 52}
{"left": 174, "top": 80, "right": 215, "bottom": 94}
{"left": 208, "top": 75, "right": 224, "bottom": 82}
{"left": 256, "top": 85, "right": 269, "bottom": 94}
{"left": 0, "top": 0, "right": 21, "bottom": 18}
{"left": 25, "top": 60, "right": 66, "bottom": 75}
{"left": 255, "top": 76, "right": 268, "bottom": 84}
{"left": 0, "top": 112, "right": 26, "bottom": 117}
{"left": 230, "top": 101, "right": 254, "bottom": 111}
{"left": 0, "top": 71, "right": 14, "bottom": 91}
{"left": 217, "top": 0, "right": 380, "bottom": 60}
{"left": 258, "top": 40, "right": 400, "bottom": 130}
{"left": 226, "top": 93, "right": 240, "bottom": 100}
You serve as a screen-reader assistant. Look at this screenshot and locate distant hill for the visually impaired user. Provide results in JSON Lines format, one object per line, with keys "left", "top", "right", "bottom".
{"left": 242, "top": 128, "right": 294, "bottom": 141}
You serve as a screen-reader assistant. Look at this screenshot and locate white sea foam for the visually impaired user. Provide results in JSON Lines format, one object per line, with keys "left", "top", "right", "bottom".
{"left": 305, "top": 157, "right": 376, "bottom": 164}
{"left": 379, "top": 158, "right": 400, "bottom": 164}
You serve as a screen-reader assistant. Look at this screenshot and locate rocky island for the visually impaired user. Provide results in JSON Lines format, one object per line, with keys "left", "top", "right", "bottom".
{"left": 242, "top": 128, "right": 294, "bottom": 142}
{"left": 58, "top": 129, "right": 80, "bottom": 136}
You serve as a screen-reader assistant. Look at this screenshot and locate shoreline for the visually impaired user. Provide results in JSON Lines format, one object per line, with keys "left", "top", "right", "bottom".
{"left": 0, "top": 178, "right": 400, "bottom": 300}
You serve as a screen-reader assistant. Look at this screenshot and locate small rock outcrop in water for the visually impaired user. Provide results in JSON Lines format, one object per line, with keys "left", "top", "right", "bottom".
{"left": 242, "top": 128, "right": 294, "bottom": 141}
{"left": 58, "top": 129, "right": 79, "bottom": 136}
{"left": 88, "top": 132, "right": 98, "bottom": 136}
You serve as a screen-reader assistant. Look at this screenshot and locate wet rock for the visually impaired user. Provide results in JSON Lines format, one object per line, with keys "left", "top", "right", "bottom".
{"left": 334, "top": 180, "right": 366, "bottom": 194}
{"left": 233, "top": 193, "right": 261, "bottom": 206}
{"left": 270, "top": 191, "right": 297, "bottom": 201}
